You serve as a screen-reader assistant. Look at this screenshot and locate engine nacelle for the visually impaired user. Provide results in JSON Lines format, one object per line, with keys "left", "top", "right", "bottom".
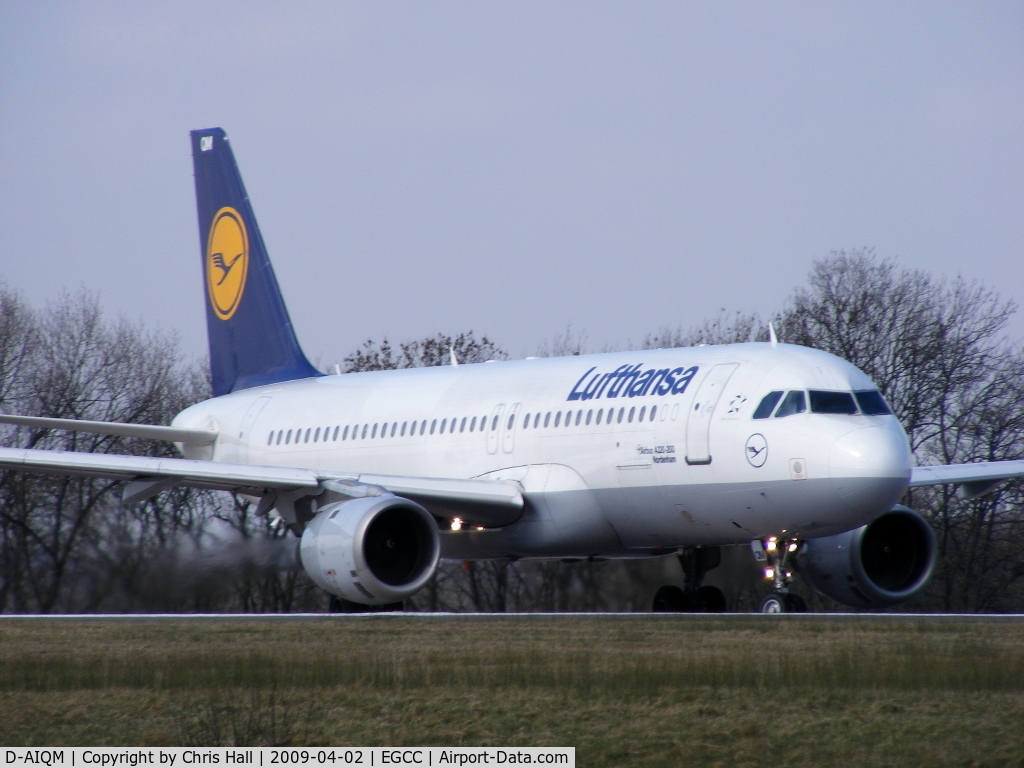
{"left": 299, "top": 495, "right": 440, "bottom": 605}
{"left": 798, "top": 505, "right": 936, "bottom": 609}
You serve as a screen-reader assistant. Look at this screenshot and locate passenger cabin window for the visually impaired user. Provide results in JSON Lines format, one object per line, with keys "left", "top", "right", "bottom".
{"left": 650, "top": 405, "right": 657, "bottom": 421}
{"left": 753, "top": 391, "right": 784, "bottom": 419}
{"left": 470, "top": 416, "right": 477, "bottom": 432}
{"left": 774, "top": 391, "right": 807, "bottom": 418}
{"left": 855, "top": 390, "right": 892, "bottom": 415}
{"left": 809, "top": 390, "right": 858, "bottom": 415}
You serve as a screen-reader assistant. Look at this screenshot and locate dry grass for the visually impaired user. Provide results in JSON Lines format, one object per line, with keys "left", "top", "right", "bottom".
{"left": 1, "top": 617, "right": 1023, "bottom": 766}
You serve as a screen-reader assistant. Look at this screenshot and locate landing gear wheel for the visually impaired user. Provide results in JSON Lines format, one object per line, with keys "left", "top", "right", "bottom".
{"left": 697, "top": 585, "right": 727, "bottom": 613}
{"left": 653, "top": 585, "right": 686, "bottom": 612}
{"left": 759, "top": 592, "right": 791, "bottom": 613}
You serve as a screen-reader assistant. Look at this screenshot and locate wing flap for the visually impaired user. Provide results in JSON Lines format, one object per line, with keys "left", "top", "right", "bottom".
{"left": 320, "top": 472, "right": 524, "bottom": 527}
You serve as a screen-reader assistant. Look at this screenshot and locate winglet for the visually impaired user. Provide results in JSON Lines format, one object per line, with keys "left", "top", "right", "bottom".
{"left": 450, "top": 346, "right": 459, "bottom": 367}
{"left": 768, "top": 323, "right": 778, "bottom": 348}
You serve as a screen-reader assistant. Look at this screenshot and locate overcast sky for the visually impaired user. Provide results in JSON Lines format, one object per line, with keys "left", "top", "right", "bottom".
{"left": 1, "top": 2, "right": 1021, "bottom": 367}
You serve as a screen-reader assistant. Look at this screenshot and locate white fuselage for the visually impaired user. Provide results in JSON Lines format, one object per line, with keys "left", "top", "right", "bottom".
{"left": 173, "top": 342, "right": 912, "bottom": 559}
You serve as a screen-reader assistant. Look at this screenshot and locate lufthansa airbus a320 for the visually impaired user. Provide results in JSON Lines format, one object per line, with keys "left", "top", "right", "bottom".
{"left": 3, "top": 129, "right": 1023, "bottom": 613}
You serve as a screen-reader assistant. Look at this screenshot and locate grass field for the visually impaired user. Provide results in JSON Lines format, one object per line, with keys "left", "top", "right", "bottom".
{"left": 1, "top": 616, "right": 1023, "bottom": 766}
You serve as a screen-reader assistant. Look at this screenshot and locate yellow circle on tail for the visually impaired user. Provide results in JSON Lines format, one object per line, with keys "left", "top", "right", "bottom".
{"left": 205, "top": 207, "right": 249, "bottom": 320}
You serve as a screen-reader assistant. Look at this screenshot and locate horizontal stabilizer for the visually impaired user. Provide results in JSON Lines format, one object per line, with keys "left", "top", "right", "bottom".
{"left": 0, "top": 414, "right": 218, "bottom": 445}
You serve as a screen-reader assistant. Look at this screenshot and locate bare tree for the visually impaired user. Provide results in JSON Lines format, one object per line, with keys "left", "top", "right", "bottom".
{"left": 780, "top": 250, "right": 1024, "bottom": 611}
{"left": 0, "top": 290, "right": 212, "bottom": 611}
{"left": 344, "top": 331, "right": 506, "bottom": 371}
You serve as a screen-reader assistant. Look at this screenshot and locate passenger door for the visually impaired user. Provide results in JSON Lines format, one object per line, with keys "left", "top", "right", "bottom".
{"left": 685, "top": 364, "right": 738, "bottom": 465}
{"left": 238, "top": 395, "right": 271, "bottom": 462}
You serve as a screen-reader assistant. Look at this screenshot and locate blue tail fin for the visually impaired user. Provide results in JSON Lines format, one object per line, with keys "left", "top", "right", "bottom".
{"left": 191, "top": 128, "right": 321, "bottom": 397}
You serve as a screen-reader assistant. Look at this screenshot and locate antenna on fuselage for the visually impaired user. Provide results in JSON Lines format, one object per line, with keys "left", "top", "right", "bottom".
{"left": 768, "top": 323, "right": 778, "bottom": 348}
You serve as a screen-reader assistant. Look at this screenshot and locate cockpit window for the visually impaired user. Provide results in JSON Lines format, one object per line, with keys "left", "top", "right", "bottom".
{"left": 809, "top": 390, "right": 858, "bottom": 415}
{"left": 855, "top": 390, "right": 892, "bottom": 415}
{"left": 774, "top": 390, "right": 807, "bottom": 417}
{"left": 752, "top": 391, "right": 784, "bottom": 419}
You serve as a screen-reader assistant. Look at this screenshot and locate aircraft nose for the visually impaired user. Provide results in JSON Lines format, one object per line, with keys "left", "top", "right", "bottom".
{"left": 829, "top": 425, "right": 912, "bottom": 480}
{"left": 829, "top": 425, "right": 912, "bottom": 520}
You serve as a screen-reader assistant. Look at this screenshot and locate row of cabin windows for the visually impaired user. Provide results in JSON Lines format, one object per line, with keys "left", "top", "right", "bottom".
{"left": 267, "top": 404, "right": 659, "bottom": 447}
{"left": 521, "top": 405, "right": 657, "bottom": 429}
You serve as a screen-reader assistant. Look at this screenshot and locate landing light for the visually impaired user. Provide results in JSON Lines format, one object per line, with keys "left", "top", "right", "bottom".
{"left": 451, "top": 518, "right": 463, "bottom": 532}
{"left": 763, "top": 568, "right": 774, "bottom": 579}
{"left": 788, "top": 542, "right": 799, "bottom": 552}
{"left": 765, "top": 540, "right": 777, "bottom": 552}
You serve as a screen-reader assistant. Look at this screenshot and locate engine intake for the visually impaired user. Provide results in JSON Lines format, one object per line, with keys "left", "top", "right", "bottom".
{"left": 299, "top": 495, "right": 440, "bottom": 605}
{"left": 798, "top": 505, "right": 936, "bottom": 609}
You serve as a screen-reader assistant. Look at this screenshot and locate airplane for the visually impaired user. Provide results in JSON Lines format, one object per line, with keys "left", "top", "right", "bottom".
{"left": 3, "top": 127, "right": 1024, "bottom": 614}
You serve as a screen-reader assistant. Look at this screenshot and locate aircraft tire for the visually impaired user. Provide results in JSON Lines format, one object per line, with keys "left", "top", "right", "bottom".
{"left": 652, "top": 585, "right": 687, "bottom": 612}
{"left": 758, "top": 592, "right": 790, "bottom": 613}
{"left": 698, "top": 585, "right": 727, "bottom": 612}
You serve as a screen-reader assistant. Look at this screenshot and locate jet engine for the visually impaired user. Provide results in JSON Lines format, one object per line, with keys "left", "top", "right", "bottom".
{"left": 299, "top": 495, "right": 440, "bottom": 605}
{"left": 798, "top": 505, "right": 936, "bottom": 609}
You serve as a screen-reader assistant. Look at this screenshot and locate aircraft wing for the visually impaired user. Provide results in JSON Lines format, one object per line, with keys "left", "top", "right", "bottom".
{"left": 910, "top": 460, "right": 1024, "bottom": 500}
{"left": 0, "top": 413, "right": 218, "bottom": 445}
{"left": 0, "top": 446, "right": 523, "bottom": 526}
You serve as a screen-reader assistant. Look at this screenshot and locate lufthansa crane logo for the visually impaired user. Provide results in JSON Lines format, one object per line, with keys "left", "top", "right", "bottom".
{"left": 205, "top": 207, "right": 249, "bottom": 320}
{"left": 745, "top": 433, "right": 768, "bottom": 467}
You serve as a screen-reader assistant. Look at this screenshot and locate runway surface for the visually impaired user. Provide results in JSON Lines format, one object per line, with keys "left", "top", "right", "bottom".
{"left": 3, "top": 612, "right": 1024, "bottom": 621}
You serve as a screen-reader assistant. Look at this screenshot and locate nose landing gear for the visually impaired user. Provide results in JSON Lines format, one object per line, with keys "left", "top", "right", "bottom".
{"left": 752, "top": 537, "right": 807, "bottom": 613}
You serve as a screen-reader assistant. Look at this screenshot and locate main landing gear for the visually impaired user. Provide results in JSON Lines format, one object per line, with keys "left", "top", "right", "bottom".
{"left": 652, "top": 546, "right": 727, "bottom": 613}
{"left": 751, "top": 536, "right": 807, "bottom": 613}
